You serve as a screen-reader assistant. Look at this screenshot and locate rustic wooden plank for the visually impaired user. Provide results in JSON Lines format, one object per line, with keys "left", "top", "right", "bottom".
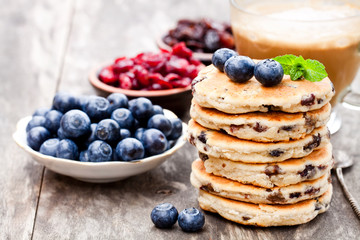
{"left": 0, "top": 0, "right": 73, "bottom": 238}
{"left": 32, "top": 0, "right": 360, "bottom": 239}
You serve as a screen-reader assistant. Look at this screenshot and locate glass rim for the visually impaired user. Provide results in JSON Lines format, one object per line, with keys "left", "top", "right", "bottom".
{"left": 230, "top": 0, "right": 360, "bottom": 22}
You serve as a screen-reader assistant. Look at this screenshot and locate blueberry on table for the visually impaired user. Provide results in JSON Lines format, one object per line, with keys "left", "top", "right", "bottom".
{"left": 167, "top": 118, "right": 183, "bottom": 140}
{"left": 128, "top": 97, "right": 154, "bottom": 123}
{"left": 178, "top": 207, "right": 205, "bottom": 232}
{"left": 26, "top": 116, "right": 46, "bottom": 132}
{"left": 254, "top": 59, "right": 284, "bottom": 87}
{"left": 44, "top": 110, "right": 63, "bottom": 133}
{"left": 39, "top": 138, "right": 60, "bottom": 157}
{"left": 83, "top": 96, "right": 110, "bottom": 122}
{"left": 27, "top": 126, "right": 51, "bottom": 151}
{"left": 32, "top": 107, "right": 51, "bottom": 117}
{"left": 60, "top": 110, "right": 91, "bottom": 139}
{"left": 115, "top": 138, "right": 144, "bottom": 161}
{"left": 141, "top": 128, "right": 168, "bottom": 156}
{"left": 212, "top": 48, "right": 238, "bottom": 72}
{"left": 56, "top": 139, "right": 79, "bottom": 160}
{"left": 111, "top": 108, "right": 134, "bottom": 130}
{"left": 87, "top": 140, "right": 113, "bottom": 162}
{"left": 224, "top": 55, "right": 255, "bottom": 83}
{"left": 150, "top": 203, "right": 178, "bottom": 229}
{"left": 107, "top": 93, "right": 128, "bottom": 114}
{"left": 147, "top": 114, "right": 172, "bottom": 137}
{"left": 119, "top": 129, "right": 131, "bottom": 140}
{"left": 95, "top": 119, "right": 121, "bottom": 144}
{"left": 52, "top": 92, "right": 80, "bottom": 113}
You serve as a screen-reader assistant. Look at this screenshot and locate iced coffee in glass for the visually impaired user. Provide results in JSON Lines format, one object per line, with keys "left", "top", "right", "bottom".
{"left": 230, "top": 0, "right": 360, "bottom": 109}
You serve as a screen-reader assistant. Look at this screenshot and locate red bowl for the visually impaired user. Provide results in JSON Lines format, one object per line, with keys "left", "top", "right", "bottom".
{"left": 88, "top": 64, "right": 193, "bottom": 118}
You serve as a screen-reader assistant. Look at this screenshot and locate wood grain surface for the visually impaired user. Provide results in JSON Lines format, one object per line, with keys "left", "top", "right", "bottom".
{"left": 2, "top": 0, "right": 360, "bottom": 239}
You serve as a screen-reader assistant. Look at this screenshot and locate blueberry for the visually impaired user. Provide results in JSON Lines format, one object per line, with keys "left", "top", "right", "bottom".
{"left": 141, "top": 129, "right": 168, "bottom": 156}
{"left": 95, "top": 119, "right": 120, "bottom": 144}
{"left": 111, "top": 108, "right": 134, "bottom": 130}
{"left": 83, "top": 123, "right": 98, "bottom": 148}
{"left": 32, "top": 107, "right": 51, "bottom": 117}
{"left": 52, "top": 92, "right": 79, "bottom": 113}
{"left": 120, "top": 129, "right": 131, "bottom": 140}
{"left": 57, "top": 127, "right": 66, "bottom": 140}
{"left": 167, "top": 118, "right": 183, "bottom": 140}
{"left": 212, "top": 48, "right": 238, "bottom": 72}
{"left": 60, "top": 110, "right": 91, "bottom": 139}
{"left": 115, "top": 138, "right": 145, "bottom": 161}
{"left": 107, "top": 93, "right": 128, "bottom": 114}
{"left": 224, "top": 55, "right": 255, "bottom": 83}
{"left": 83, "top": 96, "right": 110, "bottom": 122}
{"left": 134, "top": 128, "right": 146, "bottom": 141}
{"left": 151, "top": 105, "right": 164, "bottom": 116}
{"left": 147, "top": 114, "right": 172, "bottom": 137}
{"left": 254, "top": 59, "right": 284, "bottom": 87}
{"left": 39, "top": 138, "right": 60, "bottom": 157}
{"left": 150, "top": 203, "right": 178, "bottom": 229}
{"left": 27, "top": 126, "right": 51, "bottom": 151}
{"left": 87, "top": 140, "right": 113, "bottom": 162}
{"left": 128, "top": 97, "right": 153, "bottom": 123}
{"left": 178, "top": 207, "right": 205, "bottom": 232}
{"left": 79, "top": 150, "right": 89, "bottom": 162}
{"left": 26, "top": 116, "right": 46, "bottom": 132}
{"left": 56, "top": 139, "right": 79, "bottom": 160}
{"left": 44, "top": 110, "right": 63, "bottom": 133}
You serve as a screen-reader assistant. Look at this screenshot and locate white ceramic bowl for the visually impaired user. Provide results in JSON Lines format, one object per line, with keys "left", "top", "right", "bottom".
{"left": 13, "top": 110, "right": 187, "bottom": 183}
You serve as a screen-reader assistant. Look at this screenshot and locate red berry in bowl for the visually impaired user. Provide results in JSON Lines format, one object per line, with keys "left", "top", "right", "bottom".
{"left": 99, "top": 66, "right": 117, "bottom": 85}
{"left": 119, "top": 73, "right": 133, "bottom": 90}
{"left": 113, "top": 58, "right": 134, "bottom": 74}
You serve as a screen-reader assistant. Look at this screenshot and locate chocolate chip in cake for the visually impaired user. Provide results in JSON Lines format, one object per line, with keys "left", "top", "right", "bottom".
{"left": 189, "top": 134, "right": 195, "bottom": 145}
{"left": 317, "top": 165, "right": 327, "bottom": 170}
{"left": 230, "top": 124, "right": 245, "bottom": 133}
{"left": 305, "top": 187, "right": 320, "bottom": 195}
{"left": 269, "top": 149, "right": 284, "bottom": 157}
{"left": 265, "top": 165, "right": 282, "bottom": 177}
{"left": 222, "top": 163, "right": 226, "bottom": 168}
{"left": 267, "top": 191, "right": 286, "bottom": 203}
{"left": 198, "top": 131, "right": 207, "bottom": 144}
{"left": 200, "top": 183, "right": 215, "bottom": 193}
{"left": 280, "top": 125, "right": 295, "bottom": 131}
{"left": 298, "top": 164, "right": 315, "bottom": 178}
{"left": 242, "top": 216, "right": 251, "bottom": 221}
{"left": 253, "top": 122, "right": 268, "bottom": 132}
{"left": 198, "top": 152, "right": 209, "bottom": 161}
{"left": 289, "top": 192, "right": 302, "bottom": 198}
{"left": 266, "top": 189, "right": 273, "bottom": 192}
{"left": 303, "top": 113, "right": 316, "bottom": 128}
{"left": 301, "top": 94, "right": 316, "bottom": 106}
{"left": 317, "top": 98, "right": 323, "bottom": 104}
{"left": 303, "top": 133, "right": 321, "bottom": 151}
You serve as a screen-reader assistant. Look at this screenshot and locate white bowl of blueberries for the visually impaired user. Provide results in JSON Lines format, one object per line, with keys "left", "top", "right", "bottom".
{"left": 13, "top": 92, "right": 187, "bottom": 183}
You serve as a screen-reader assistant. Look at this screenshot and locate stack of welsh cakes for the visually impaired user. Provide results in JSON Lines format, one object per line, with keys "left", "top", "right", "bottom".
{"left": 187, "top": 65, "right": 335, "bottom": 227}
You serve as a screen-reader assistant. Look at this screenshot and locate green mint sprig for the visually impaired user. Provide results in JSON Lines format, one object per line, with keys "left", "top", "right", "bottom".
{"left": 272, "top": 54, "right": 327, "bottom": 82}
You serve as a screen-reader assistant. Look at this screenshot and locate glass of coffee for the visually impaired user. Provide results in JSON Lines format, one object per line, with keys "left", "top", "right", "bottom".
{"left": 230, "top": 0, "right": 360, "bottom": 133}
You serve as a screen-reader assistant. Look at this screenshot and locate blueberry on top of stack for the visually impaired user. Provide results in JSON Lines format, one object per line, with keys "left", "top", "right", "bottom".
{"left": 26, "top": 92, "right": 183, "bottom": 162}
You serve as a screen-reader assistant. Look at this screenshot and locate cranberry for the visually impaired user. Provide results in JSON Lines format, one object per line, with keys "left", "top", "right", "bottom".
{"left": 171, "top": 78, "right": 191, "bottom": 88}
{"left": 172, "top": 42, "right": 193, "bottom": 59}
{"left": 166, "top": 56, "right": 189, "bottom": 75}
{"left": 99, "top": 66, "right": 117, "bottom": 85}
{"left": 132, "top": 65, "right": 150, "bottom": 87}
{"left": 165, "top": 73, "right": 181, "bottom": 82}
{"left": 113, "top": 58, "right": 134, "bottom": 74}
{"left": 119, "top": 73, "right": 133, "bottom": 89}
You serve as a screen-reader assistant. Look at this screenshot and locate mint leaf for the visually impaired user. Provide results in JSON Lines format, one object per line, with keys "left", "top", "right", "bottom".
{"left": 303, "top": 59, "right": 328, "bottom": 82}
{"left": 273, "top": 54, "right": 298, "bottom": 74}
{"left": 289, "top": 63, "right": 305, "bottom": 80}
{"left": 272, "top": 54, "right": 328, "bottom": 82}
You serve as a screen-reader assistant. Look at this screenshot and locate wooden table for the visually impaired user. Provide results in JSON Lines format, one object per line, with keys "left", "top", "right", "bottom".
{"left": 1, "top": 0, "right": 360, "bottom": 239}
